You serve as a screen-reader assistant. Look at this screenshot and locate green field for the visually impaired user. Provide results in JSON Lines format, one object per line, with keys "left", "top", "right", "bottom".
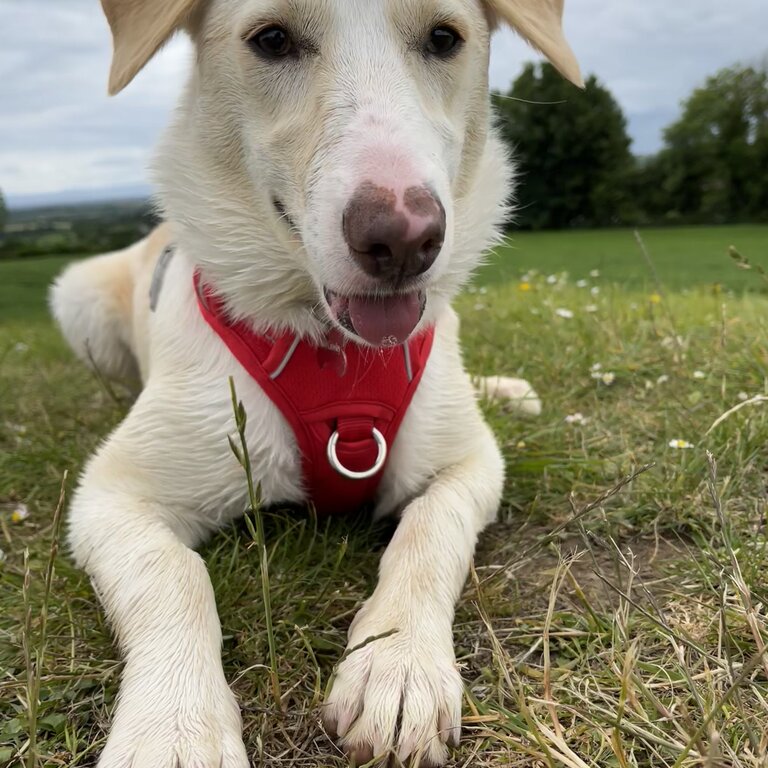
{"left": 1, "top": 224, "right": 766, "bottom": 326}
{"left": 0, "top": 255, "right": 74, "bottom": 324}
{"left": 2, "top": 226, "right": 768, "bottom": 767}
{"left": 480, "top": 224, "right": 768, "bottom": 290}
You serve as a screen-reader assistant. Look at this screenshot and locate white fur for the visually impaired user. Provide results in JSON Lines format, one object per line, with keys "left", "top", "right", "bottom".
{"left": 476, "top": 375, "right": 543, "bottom": 416}
{"left": 50, "top": 241, "right": 144, "bottom": 381}
{"left": 48, "top": 1, "right": 568, "bottom": 765}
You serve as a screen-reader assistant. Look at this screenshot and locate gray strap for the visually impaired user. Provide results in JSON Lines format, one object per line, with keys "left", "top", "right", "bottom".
{"left": 402, "top": 342, "right": 413, "bottom": 382}
{"left": 269, "top": 335, "right": 301, "bottom": 380}
{"left": 149, "top": 245, "right": 175, "bottom": 312}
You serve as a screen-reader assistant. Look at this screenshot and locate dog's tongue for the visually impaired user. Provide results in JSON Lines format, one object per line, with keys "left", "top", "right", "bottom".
{"left": 348, "top": 293, "right": 423, "bottom": 347}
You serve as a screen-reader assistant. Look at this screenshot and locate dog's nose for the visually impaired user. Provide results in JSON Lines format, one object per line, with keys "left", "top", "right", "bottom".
{"left": 343, "top": 183, "right": 445, "bottom": 283}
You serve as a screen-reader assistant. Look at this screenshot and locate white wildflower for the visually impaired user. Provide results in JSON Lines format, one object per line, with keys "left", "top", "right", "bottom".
{"left": 590, "top": 286, "right": 600, "bottom": 296}
{"left": 565, "top": 413, "right": 588, "bottom": 425}
{"left": 589, "top": 269, "right": 600, "bottom": 278}
{"left": 576, "top": 279, "right": 588, "bottom": 288}
{"left": 657, "top": 374, "right": 669, "bottom": 385}
{"left": 11, "top": 504, "right": 30, "bottom": 523}
{"left": 668, "top": 439, "right": 693, "bottom": 449}
{"left": 555, "top": 308, "right": 574, "bottom": 319}
{"left": 590, "top": 362, "right": 603, "bottom": 372}
{"left": 693, "top": 370, "right": 706, "bottom": 380}
{"left": 661, "top": 335, "right": 685, "bottom": 350}
{"left": 737, "top": 392, "right": 749, "bottom": 402}
{"left": 591, "top": 367, "right": 615, "bottom": 385}
{"left": 547, "top": 274, "right": 558, "bottom": 285}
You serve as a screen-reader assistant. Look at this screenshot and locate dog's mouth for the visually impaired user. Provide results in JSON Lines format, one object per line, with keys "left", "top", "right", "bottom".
{"left": 323, "top": 288, "right": 427, "bottom": 348}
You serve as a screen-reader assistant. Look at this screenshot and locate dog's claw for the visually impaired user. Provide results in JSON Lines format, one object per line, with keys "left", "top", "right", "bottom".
{"left": 349, "top": 744, "right": 374, "bottom": 766}
{"left": 324, "top": 624, "right": 461, "bottom": 767}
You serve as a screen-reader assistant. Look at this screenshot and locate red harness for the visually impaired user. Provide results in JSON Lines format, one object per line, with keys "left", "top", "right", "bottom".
{"left": 194, "top": 274, "right": 434, "bottom": 515}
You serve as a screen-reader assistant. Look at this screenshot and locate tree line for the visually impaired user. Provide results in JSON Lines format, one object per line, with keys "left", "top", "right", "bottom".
{"left": 0, "top": 199, "right": 159, "bottom": 260}
{"left": 493, "top": 60, "right": 768, "bottom": 230}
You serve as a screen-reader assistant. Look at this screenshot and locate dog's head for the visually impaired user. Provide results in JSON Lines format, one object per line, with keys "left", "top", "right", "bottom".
{"left": 103, "top": 0, "right": 580, "bottom": 346}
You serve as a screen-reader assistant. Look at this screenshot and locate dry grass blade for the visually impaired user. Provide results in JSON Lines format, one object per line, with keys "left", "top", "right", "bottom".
{"left": 670, "top": 649, "right": 768, "bottom": 768}
{"left": 22, "top": 472, "right": 68, "bottom": 768}
{"left": 705, "top": 451, "right": 768, "bottom": 679}
{"left": 705, "top": 395, "right": 768, "bottom": 435}
{"left": 542, "top": 555, "right": 578, "bottom": 741}
{"left": 229, "top": 377, "right": 282, "bottom": 710}
{"left": 488, "top": 463, "right": 655, "bottom": 585}
{"left": 470, "top": 561, "right": 516, "bottom": 696}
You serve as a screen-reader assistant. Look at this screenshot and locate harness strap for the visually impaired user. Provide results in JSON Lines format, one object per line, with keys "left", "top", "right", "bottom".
{"left": 149, "top": 245, "right": 175, "bottom": 312}
{"left": 193, "top": 272, "right": 434, "bottom": 515}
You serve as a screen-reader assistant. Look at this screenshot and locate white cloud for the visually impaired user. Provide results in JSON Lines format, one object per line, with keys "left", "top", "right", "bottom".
{"left": 0, "top": 0, "right": 190, "bottom": 196}
{"left": 1, "top": 0, "right": 766, "bottom": 197}
{"left": 0, "top": 148, "right": 148, "bottom": 194}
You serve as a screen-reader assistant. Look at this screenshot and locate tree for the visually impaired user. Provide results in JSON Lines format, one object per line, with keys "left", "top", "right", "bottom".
{"left": 0, "top": 188, "right": 6, "bottom": 233}
{"left": 493, "top": 63, "right": 635, "bottom": 229}
{"left": 656, "top": 64, "right": 768, "bottom": 223}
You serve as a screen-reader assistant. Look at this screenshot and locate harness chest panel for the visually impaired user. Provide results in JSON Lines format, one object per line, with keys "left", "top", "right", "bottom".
{"left": 194, "top": 274, "right": 434, "bottom": 515}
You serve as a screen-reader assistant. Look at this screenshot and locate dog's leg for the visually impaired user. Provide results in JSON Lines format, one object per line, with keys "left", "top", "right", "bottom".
{"left": 69, "top": 451, "right": 248, "bottom": 767}
{"left": 49, "top": 245, "right": 142, "bottom": 382}
{"left": 323, "top": 423, "right": 503, "bottom": 766}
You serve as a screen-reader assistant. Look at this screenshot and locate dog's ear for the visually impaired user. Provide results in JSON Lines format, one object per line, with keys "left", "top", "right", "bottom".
{"left": 485, "top": 0, "right": 582, "bottom": 87}
{"left": 101, "top": 0, "right": 198, "bottom": 95}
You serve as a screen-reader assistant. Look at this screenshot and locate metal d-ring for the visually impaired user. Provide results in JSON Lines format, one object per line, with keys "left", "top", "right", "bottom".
{"left": 327, "top": 427, "right": 387, "bottom": 480}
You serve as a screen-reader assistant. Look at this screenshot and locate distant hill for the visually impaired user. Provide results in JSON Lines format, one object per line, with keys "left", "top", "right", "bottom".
{"left": 6, "top": 184, "right": 153, "bottom": 211}
{"left": 1, "top": 196, "right": 160, "bottom": 260}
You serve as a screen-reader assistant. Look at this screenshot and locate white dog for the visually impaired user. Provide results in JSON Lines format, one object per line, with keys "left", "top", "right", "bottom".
{"left": 50, "top": 1, "right": 580, "bottom": 765}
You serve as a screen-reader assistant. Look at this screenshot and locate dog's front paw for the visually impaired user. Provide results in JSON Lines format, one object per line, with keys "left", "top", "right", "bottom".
{"left": 323, "top": 623, "right": 463, "bottom": 766}
{"left": 97, "top": 671, "right": 248, "bottom": 768}
{"left": 477, "top": 375, "right": 542, "bottom": 415}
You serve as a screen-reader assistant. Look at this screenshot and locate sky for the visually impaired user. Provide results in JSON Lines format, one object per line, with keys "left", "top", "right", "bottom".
{"left": 1, "top": 0, "right": 766, "bottom": 204}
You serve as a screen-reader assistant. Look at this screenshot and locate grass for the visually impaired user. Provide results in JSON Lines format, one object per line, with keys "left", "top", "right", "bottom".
{"left": 1, "top": 223, "right": 766, "bottom": 326}
{"left": 1, "top": 227, "right": 768, "bottom": 767}
{"left": 0, "top": 256, "right": 76, "bottom": 324}
{"left": 479, "top": 224, "right": 768, "bottom": 292}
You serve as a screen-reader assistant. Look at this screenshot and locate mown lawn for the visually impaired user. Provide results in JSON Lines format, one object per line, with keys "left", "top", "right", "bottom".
{"left": 480, "top": 224, "right": 768, "bottom": 292}
{"left": 0, "top": 255, "right": 77, "bottom": 324}
{"left": 1, "top": 228, "right": 767, "bottom": 767}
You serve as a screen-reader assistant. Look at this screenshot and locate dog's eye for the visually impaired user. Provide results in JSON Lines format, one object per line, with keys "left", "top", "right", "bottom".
{"left": 249, "top": 25, "right": 293, "bottom": 58}
{"left": 425, "top": 26, "right": 462, "bottom": 57}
